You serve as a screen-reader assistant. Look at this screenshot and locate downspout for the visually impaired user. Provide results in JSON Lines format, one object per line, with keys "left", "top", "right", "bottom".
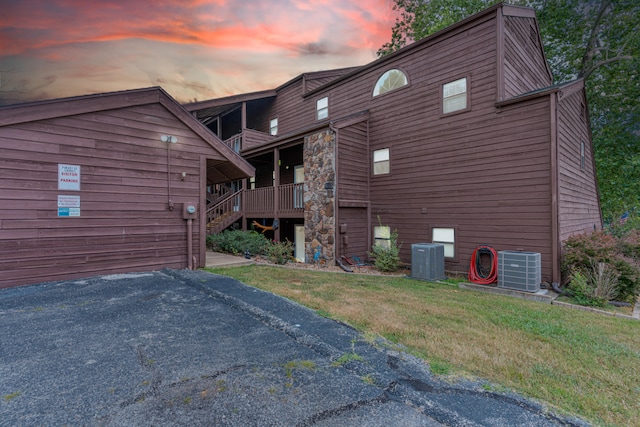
{"left": 329, "top": 122, "right": 339, "bottom": 266}
{"left": 365, "top": 119, "right": 371, "bottom": 252}
{"left": 550, "top": 94, "right": 560, "bottom": 284}
{"left": 199, "top": 156, "right": 207, "bottom": 268}
{"left": 166, "top": 139, "right": 174, "bottom": 211}
{"left": 187, "top": 217, "right": 194, "bottom": 269}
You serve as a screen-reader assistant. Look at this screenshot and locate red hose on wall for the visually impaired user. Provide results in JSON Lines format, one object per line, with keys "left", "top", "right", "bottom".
{"left": 468, "top": 245, "right": 498, "bottom": 284}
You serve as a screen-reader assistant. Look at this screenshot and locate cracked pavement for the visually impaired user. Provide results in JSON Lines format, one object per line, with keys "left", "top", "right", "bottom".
{"left": 0, "top": 269, "right": 588, "bottom": 426}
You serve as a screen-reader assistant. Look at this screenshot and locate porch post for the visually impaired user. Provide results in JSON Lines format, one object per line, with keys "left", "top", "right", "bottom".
{"left": 241, "top": 102, "right": 247, "bottom": 131}
{"left": 242, "top": 178, "right": 248, "bottom": 231}
{"left": 273, "top": 148, "right": 281, "bottom": 241}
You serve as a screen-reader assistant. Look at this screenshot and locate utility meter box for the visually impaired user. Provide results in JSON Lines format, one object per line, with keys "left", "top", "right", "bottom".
{"left": 183, "top": 203, "right": 197, "bottom": 220}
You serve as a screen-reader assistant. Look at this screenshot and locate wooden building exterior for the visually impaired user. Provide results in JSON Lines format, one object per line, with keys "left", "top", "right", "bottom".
{"left": 186, "top": 3, "right": 601, "bottom": 284}
{"left": 0, "top": 87, "right": 254, "bottom": 288}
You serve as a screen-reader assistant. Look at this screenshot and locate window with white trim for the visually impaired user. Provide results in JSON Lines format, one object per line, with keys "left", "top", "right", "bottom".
{"left": 580, "top": 140, "right": 585, "bottom": 170}
{"left": 316, "top": 97, "right": 328, "bottom": 120}
{"left": 442, "top": 77, "right": 467, "bottom": 114}
{"left": 373, "top": 69, "right": 408, "bottom": 96}
{"left": 270, "top": 118, "right": 278, "bottom": 136}
{"left": 432, "top": 227, "right": 455, "bottom": 258}
{"left": 373, "top": 148, "right": 390, "bottom": 175}
{"left": 374, "top": 225, "right": 391, "bottom": 250}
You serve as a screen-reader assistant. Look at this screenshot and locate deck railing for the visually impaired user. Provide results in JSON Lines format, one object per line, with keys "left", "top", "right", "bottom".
{"left": 208, "top": 184, "right": 305, "bottom": 233}
{"left": 244, "top": 187, "right": 274, "bottom": 215}
{"left": 278, "top": 183, "right": 304, "bottom": 214}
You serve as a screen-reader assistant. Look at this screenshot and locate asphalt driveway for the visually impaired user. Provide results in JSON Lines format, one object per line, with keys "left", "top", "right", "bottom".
{"left": 0, "top": 269, "right": 587, "bottom": 426}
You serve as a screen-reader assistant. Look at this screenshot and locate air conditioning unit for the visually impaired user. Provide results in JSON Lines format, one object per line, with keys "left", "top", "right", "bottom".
{"left": 411, "top": 243, "right": 445, "bottom": 281}
{"left": 498, "top": 251, "right": 541, "bottom": 292}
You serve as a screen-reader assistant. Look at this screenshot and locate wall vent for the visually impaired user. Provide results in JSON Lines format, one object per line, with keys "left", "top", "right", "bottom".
{"left": 498, "top": 251, "right": 541, "bottom": 292}
{"left": 411, "top": 243, "right": 445, "bottom": 281}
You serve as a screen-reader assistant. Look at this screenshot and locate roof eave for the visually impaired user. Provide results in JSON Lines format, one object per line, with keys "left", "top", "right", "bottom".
{"left": 495, "top": 79, "right": 585, "bottom": 108}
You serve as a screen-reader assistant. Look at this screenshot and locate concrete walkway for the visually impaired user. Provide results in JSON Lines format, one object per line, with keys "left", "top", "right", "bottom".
{"left": 205, "top": 251, "right": 254, "bottom": 268}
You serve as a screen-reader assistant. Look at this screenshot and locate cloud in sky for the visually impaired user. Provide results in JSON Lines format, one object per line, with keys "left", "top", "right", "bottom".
{"left": 0, "top": 0, "right": 397, "bottom": 104}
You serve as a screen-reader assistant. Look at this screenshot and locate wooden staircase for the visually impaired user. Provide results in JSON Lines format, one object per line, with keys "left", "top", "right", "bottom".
{"left": 207, "top": 190, "right": 244, "bottom": 234}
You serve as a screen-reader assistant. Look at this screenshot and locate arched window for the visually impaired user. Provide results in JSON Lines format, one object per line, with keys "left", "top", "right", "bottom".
{"left": 373, "top": 69, "right": 408, "bottom": 96}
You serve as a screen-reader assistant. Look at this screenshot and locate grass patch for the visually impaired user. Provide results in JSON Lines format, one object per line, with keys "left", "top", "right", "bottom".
{"left": 4, "top": 391, "right": 21, "bottom": 402}
{"left": 207, "top": 265, "right": 640, "bottom": 426}
{"left": 283, "top": 360, "right": 316, "bottom": 378}
{"left": 332, "top": 352, "right": 364, "bottom": 367}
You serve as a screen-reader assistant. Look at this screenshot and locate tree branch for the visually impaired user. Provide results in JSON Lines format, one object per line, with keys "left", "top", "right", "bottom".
{"left": 582, "top": 55, "right": 634, "bottom": 80}
{"left": 578, "top": 0, "right": 612, "bottom": 78}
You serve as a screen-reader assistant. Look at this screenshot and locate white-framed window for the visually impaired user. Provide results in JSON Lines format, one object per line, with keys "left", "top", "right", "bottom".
{"left": 373, "top": 148, "right": 390, "bottom": 175}
{"left": 432, "top": 227, "right": 455, "bottom": 258}
{"left": 249, "top": 176, "right": 256, "bottom": 190}
{"left": 442, "top": 77, "right": 467, "bottom": 114}
{"left": 373, "top": 69, "right": 408, "bottom": 96}
{"left": 316, "top": 97, "right": 329, "bottom": 120}
{"left": 580, "top": 140, "right": 585, "bottom": 170}
{"left": 270, "top": 118, "right": 278, "bottom": 136}
{"left": 374, "top": 225, "right": 391, "bottom": 250}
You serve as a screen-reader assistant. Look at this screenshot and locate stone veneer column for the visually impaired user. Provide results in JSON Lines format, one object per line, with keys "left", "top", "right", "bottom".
{"left": 303, "top": 129, "right": 335, "bottom": 265}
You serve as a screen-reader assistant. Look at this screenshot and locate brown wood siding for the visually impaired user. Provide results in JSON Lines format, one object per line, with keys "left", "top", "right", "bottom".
{"left": 242, "top": 128, "right": 274, "bottom": 152}
{"left": 337, "top": 121, "right": 369, "bottom": 201}
{"left": 503, "top": 16, "right": 552, "bottom": 99}
{"left": 305, "top": 76, "right": 341, "bottom": 93}
{"left": 556, "top": 90, "right": 602, "bottom": 241}
{"left": 306, "top": 13, "right": 557, "bottom": 280}
{"left": 369, "top": 95, "right": 554, "bottom": 281}
{"left": 188, "top": 4, "right": 582, "bottom": 282}
{"left": 0, "top": 103, "right": 222, "bottom": 288}
{"left": 284, "top": 13, "right": 546, "bottom": 278}
{"left": 267, "top": 81, "right": 310, "bottom": 137}
{"left": 336, "top": 120, "right": 370, "bottom": 260}
{"left": 336, "top": 207, "right": 369, "bottom": 261}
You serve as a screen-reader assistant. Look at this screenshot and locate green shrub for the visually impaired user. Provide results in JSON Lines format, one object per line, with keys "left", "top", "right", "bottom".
{"left": 368, "top": 227, "right": 402, "bottom": 272}
{"left": 569, "top": 270, "right": 604, "bottom": 307}
{"left": 568, "top": 264, "right": 618, "bottom": 307}
{"left": 206, "top": 230, "right": 270, "bottom": 256}
{"left": 562, "top": 230, "right": 639, "bottom": 302}
{"left": 265, "top": 240, "right": 294, "bottom": 265}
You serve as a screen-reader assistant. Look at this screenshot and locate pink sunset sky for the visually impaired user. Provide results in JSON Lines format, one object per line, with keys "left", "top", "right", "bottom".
{"left": 0, "top": 0, "right": 399, "bottom": 105}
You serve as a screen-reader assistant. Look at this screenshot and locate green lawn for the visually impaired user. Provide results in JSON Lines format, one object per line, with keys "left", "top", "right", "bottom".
{"left": 206, "top": 265, "right": 640, "bottom": 427}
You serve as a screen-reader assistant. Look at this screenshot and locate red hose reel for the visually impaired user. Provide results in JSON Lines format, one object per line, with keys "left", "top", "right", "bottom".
{"left": 468, "top": 245, "right": 498, "bottom": 284}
